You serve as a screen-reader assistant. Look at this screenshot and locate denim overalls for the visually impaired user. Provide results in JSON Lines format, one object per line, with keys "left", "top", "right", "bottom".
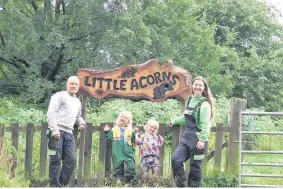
{"left": 171, "top": 97, "right": 207, "bottom": 187}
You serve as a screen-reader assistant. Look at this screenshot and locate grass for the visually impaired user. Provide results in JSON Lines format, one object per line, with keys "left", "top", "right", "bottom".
{"left": 241, "top": 154, "right": 283, "bottom": 186}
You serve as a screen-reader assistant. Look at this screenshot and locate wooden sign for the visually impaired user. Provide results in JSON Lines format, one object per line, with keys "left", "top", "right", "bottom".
{"left": 78, "top": 59, "right": 192, "bottom": 102}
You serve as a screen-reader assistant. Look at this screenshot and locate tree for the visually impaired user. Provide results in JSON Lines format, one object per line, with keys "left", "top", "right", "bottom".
{"left": 0, "top": 0, "right": 283, "bottom": 111}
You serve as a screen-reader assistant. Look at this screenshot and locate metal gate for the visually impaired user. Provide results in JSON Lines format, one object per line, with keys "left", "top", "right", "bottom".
{"left": 239, "top": 112, "right": 283, "bottom": 188}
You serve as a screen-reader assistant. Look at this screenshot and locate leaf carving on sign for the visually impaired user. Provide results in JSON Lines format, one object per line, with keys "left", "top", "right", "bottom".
{"left": 78, "top": 59, "right": 192, "bottom": 102}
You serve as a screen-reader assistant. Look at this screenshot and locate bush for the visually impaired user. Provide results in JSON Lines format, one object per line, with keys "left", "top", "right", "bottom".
{"left": 0, "top": 144, "right": 30, "bottom": 187}
{"left": 202, "top": 170, "right": 237, "bottom": 187}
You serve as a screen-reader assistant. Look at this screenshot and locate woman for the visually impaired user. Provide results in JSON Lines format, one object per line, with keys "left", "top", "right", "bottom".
{"left": 170, "top": 76, "right": 214, "bottom": 187}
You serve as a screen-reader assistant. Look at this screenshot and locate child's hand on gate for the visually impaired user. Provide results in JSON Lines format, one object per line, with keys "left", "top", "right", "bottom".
{"left": 104, "top": 124, "right": 111, "bottom": 131}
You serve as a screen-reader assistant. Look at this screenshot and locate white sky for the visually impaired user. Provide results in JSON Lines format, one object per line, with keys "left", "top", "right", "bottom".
{"left": 265, "top": 0, "right": 283, "bottom": 23}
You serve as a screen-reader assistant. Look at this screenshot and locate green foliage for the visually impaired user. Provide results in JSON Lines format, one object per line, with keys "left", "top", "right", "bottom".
{"left": 1, "top": 0, "right": 283, "bottom": 111}
{"left": 196, "top": 0, "right": 281, "bottom": 55}
{"left": 87, "top": 95, "right": 230, "bottom": 128}
{"left": 0, "top": 97, "right": 46, "bottom": 125}
{"left": 87, "top": 98, "right": 181, "bottom": 126}
{"left": 202, "top": 170, "right": 237, "bottom": 187}
{"left": 102, "top": 175, "right": 172, "bottom": 187}
{"left": 231, "top": 50, "right": 283, "bottom": 110}
{"left": 193, "top": 0, "right": 283, "bottom": 110}
{"left": 214, "top": 96, "right": 229, "bottom": 126}
{"left": 0, "top": 142, "right": 30, "bottom": 187}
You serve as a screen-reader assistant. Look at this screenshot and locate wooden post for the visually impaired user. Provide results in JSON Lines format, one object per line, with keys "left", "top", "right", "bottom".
{"left": 203, "top": 142, "right": 208, "bottom": 176}
{"left": 97, "top": 123, "right": 107, "bottom": 185}
{"left": 158, "top": 123, "right": 166, "bottom": 176}
{"left": 39, "top": 123, "right": 48, "bottom": 178}
{"left": 214, "top": 123, "right": 224, "bottom": 170}
{"left": 179, "top": 100, "right": 190, "bottom": 177}
{"left": 25, "top": 123, "right": 34, "bottom": 179}
{"left": 227, "top": 98, "right": 247, "bottom": 175}
{"left": 10, "top": 123, "right": 19, "bottom": 178}
{"left": 105, "top": 123, "right": 113, "bottom": 177}
{"left": 0, "top": 125, "right": 4, "bottom": 156}
{"left": 171, "top": 124, "right": 180, "bottom": 182}
{"left": 171, "top": 125, "right": 180, "bottom": 155}
{"left": 83, "top": 123, "right": 93, "bottom": 181}
{"left": 77, "top": 130, "right": 85, "bottom": 186}
{"left": 179, "top": 100, "right": 185, "bottom": 141}
{"left": 77, "top": 95, "right": 87, "bottom": 186}
{"left": 69, "top": 126, "right": 79, "bottom": 187}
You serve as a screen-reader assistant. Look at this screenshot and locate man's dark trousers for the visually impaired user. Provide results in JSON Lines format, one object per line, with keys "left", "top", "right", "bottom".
{"left": 49, "top": 130, "right": 76, "bottom": 187}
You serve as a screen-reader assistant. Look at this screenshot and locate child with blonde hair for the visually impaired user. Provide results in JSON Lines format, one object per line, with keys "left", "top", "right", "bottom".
{"left": 104, "top": 111, "right": 136, "bottom": 183}
{"left": 135, "top": 119, "right": 164, "bottom": 182}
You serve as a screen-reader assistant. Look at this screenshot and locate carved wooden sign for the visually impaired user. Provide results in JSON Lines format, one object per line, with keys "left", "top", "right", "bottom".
{"left": 78, "top": 59, "right": 192, "bottom": 102}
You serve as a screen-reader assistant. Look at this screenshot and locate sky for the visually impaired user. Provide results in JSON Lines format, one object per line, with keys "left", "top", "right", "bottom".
{"left": 265, "top": 0, "right": 283, "bottom": 24}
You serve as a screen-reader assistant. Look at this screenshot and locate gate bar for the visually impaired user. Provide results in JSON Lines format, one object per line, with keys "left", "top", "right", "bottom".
{"left": 241, "top": 131, "right": 283, "bottom": 135}
{"left": 241, "top": 151, "right": 283, "bottom": 154}
{"left": 241, "top": 174, "right": 283, "bottom": 178}
{"left": 241, "top": 163, "right": 283, "bottom": 167}
{"left": 241, "top": 184, "right": 282, "bottom": 188}
{"left": 241, "top": 112, "right": 283, "bottom": 116}
{"left": 239, "top": 111, "right": 283, "bottom": 187}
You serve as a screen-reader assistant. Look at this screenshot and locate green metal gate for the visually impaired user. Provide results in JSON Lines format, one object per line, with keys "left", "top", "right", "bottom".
{"left": 239, "top": 112, "right": 283, "bottom": 188}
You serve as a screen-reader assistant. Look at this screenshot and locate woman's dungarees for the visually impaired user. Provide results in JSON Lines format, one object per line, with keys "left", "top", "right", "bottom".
{"left": 171, "top": 97, "right": 207, "bottom": 187}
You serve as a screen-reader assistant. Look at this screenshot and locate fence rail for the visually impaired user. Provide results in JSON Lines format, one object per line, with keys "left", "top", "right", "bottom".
{"left": 0, "top": 122, "right": 236, "bottom": 186}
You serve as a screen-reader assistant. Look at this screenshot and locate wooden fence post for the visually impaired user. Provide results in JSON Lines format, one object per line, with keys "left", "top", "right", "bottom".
{"left": 10, "top": 123, "right": 19, "bottom": 178}
{"left": 171, "top": 124, "right": 180, "bottom": 182}
{"left": 227, "top": 98, "right": 247, "bottom": 175}
{"left": 105, "top": 123, "right": 113, "bottom": 177}
{"left": 171, "top": 125, "right": 180, "bottom": 155}
{"left": 203, "top": 143, "right": 208, "bottom": 176}
{"left": 97, "top": 123, "right": 107, "bottom": 185}
{"left": 158, "top": 123, "right": 166, "bottom": 176}
{"left": 214, "top": 123, "right": 224, "bottom": 170}
{"left": 77, "top": 95, "right": 87, "bottom": 186}
{"left": 39, "top": 123, "right": 48, "bottom": 178}
{"left": 69, "top": 126, "right": 79, "bottom": 187}
{"left": 83, "top": 123, "right": 93, "bottom": 181}
{"left": 0, "top": 125, "right": 4, "bottom": 156}
{"left": 77, "top": 130, "right": 85, "bottom": 187}
{"left": 179, "top": 100, "right": 190, "bottom": 177}
{"left": 25, "top": 123, "right": 34, "bottom": 179}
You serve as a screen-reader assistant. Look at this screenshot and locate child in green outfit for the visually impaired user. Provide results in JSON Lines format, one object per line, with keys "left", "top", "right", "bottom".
{"left": 104, "top": 111, "right": 136, "bottom": 183}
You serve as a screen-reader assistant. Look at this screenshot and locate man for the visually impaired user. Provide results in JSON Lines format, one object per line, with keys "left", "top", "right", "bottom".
{"left": 47, "top": 76, "right": 86, "bottom": 187}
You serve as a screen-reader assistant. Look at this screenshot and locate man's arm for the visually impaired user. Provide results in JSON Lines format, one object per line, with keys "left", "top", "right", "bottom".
{"left": 47, "top": 94, "right": 61, "bottom": 136}
{"left": 75, "top": 103, "right": 86, "bottom": 130}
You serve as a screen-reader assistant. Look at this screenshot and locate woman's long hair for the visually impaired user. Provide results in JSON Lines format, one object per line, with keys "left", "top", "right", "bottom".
{"left": 192, "top": 76, "right": 215, "bottom": 121}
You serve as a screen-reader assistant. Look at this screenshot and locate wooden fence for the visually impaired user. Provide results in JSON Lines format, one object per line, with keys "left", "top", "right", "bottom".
{"left": 0, "top": 98, "right": 247, "bottom": 186}
{"left": 0, "top": 122, "right": 231, "bottom": 185}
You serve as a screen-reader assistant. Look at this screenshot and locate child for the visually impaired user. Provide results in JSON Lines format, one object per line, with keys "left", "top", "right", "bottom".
{"left": 135, "top": 119, "right": 164, "bottom": 182}
{"left": 104, "top": 111, "right": 136, "bottom": 183}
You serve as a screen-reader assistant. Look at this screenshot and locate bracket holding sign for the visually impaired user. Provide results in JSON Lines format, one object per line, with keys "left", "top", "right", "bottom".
{"left": 78, "top": 59, "right": 192, "bottom": 102}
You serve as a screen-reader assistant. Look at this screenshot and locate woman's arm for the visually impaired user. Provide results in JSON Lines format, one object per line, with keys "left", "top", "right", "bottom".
{"left": 196, "top": 102, "right": 211, "bottom": 141}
